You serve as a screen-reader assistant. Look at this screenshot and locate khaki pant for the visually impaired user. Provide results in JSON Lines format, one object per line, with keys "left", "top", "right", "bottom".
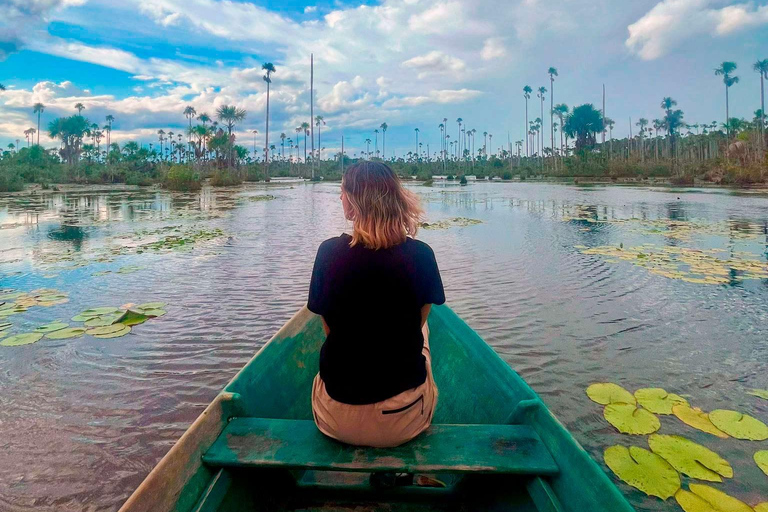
{"left": 312, "top": 323, "right": 438, "bottom": 448}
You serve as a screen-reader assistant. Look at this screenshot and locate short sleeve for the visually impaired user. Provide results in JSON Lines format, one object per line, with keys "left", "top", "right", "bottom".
{"left": 308, "top": 242, "right": 330, "bottom": 316}
{"left": 420, "top": 245, "right": 445, "bottom": 306}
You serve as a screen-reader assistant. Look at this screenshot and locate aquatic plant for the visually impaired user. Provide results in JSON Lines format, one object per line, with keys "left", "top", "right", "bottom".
{"left": 647, "top": 435, "right": 732, "bottom": 482}
{"left": 675, "top": 484, "right": 752, "bottom": 512}
{"left": 603, "top": 445, "right": 680, "bottom": 500}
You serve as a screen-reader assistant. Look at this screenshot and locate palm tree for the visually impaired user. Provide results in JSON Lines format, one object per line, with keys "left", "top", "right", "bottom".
{"left": 488, "top": 133, "right": 493, "bottom": 157}
{"left": 660, "top": 97, "right": 677, "bottom": 158}
{"left": 299, "top": 121, "right": 310, "bottom": 163}
{"left": 636, "top": 118, "right": 648, "bottom": 162}
{"left": 251, "top": 129, "right": 259, "bottom": 158}
{"left": 74, "top": 103, "right": 85, "bottom": 115}
{"left": 548, "top": 67, "right": 558, "bottom": 159}
{"left": 715, "top": 62, "right": 739, "bottom": 142}
{"left": 537, "top": 86, "right": 547, "bottom": 163}
{"left": 563, "top": 104, "right": 604, "bottom": 152}
{"left": 24, "top": 128, "right": 35, "bottom": 147}
{"left": 365, "top": 138, "right": 372, "bottom": 158}
{"left": 553, "top": 104, "right": 569, "bottom": 157}
{"left": 603, "top": 117, "right": 615, "bottom": 157}
{"left": 316, "top": 116, "right": 326, "bottom": 161}
{"left": 523, "top": 86, "right": 532, "bottom": 156}
{"left": 414, "top": 128, "right": 420, "bottom": 160}
{"left": 483, "top": 131, "right": 488, "bottom": 156}
{"left": 754, "top": 59, "right": 768, "bottom": 153}
{"left": 32, "top": 103, "right": 45, "bottom": 145}
{"left": 262, "top": 62, "right": 276, "bottom": 178}
{"left": 105, "top": 114, "right": 114, "bottom": 151}
{"left": 183, "top": 106, "right": 196, "bottom": 144}
{"left": 157, "top": 129, "right": 165, "bottom": 160}
{"left": 0, "top": 84, "right": 5, "bottom": 91}
{"left": 280, "top": 132, "right": 286, "bottom": 160}
{"left": 652, "top": 119, "right": 664, "bottom": 160}
{"left": 216, "top": 104, "right": 247, "bottom": 166}
{"left": 380, "top": 122, "right": 388, "bottom": 159}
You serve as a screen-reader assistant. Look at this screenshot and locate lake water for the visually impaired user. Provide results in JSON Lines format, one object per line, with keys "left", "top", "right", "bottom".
{"left": 1, "top": 181, "right": 767, "bottom": 511}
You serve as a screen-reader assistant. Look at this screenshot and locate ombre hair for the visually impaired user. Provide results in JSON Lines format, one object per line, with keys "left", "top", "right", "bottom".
{"left": 342, "top": 162, "right": 424, "bottom": 250}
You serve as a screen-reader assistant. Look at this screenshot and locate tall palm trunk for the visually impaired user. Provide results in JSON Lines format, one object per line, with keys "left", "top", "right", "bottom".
{"left": 725, "top": 84, "right": 730, "bottom": 143}
{"left": 524, "top": 100, "right": 529, "bottom": 157}
{"left": 760, "top": 71, "right": 765, "bottom": 156}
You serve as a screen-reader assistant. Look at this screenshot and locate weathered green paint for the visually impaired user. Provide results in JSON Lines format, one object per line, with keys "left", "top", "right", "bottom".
{"left": 120, "top": 305, "right": 635, "bottom": 512}
{"left": 203, "top": 418, "right": 559, "bottom": 475}
{"left": 192, "top": 469, "right": 232, "bottom": 512}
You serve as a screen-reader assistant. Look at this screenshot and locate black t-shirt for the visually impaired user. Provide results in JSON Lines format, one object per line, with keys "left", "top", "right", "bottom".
{"left": 308, "top": 234, "right": 445, "bottom": 405}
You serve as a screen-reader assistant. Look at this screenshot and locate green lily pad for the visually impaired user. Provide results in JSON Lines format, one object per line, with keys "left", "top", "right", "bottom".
{"left": 120, "top": 310, "right": 149, "bottom": 327}
{"left": 675, "top": 484, "right": 752, "bottom": 512}
{"left": 45, "top": 327, "right": 87, "bottom": 340}
{"left": 755, "top": 450, "right": 768, "bottom": 476}
{"left": 86, "top": 324, "right": 131, "bottom": 339}
{"left": 140, "top": 308, "right": 166, "bottom": 318}
{"left": 0, "top": 292, "right": 26, "bottom": 301}
{"left": 604, "top": 445, "right": 680, "bottom": 499}
{"left": 709, "top": 410, "right": 768, "bottom": 441}
{"left": 672, "top": 405, "right": 729, "bottom": 439}
{"left": 648, "top": 434, "right": 732, "bottom": 482}
{"left": 137, "top": 302, "right": 166, "bottom": 310}
{"left": 604, "top": 403, "right": 661, "bottom": 435}
{"left": 634, "top": 388, "right": 688, "bottom": 415}
{"left": 83, "top": 311, "right": 127, "bottom": 327}
{"left": 587, "top": 383, "right": 636, "bottom": 405}
{"left": 0, "top": 322, "right": 11, "bottom": 331}
{"left": 34, "top": 322, "right": 69, "bottom": 334}
{"left": 80, "top": 307, "right": 120, "bottom": 317}
{"left": 756, "top": 504, "right": 768, "bottom": 512}
{"left": 747, "top": 389, "right": 768, "bottom": 400}
{"left": 0, "top": 302, "right": 16, "bottom": 311}
{"left": 0, "top": 332, "right": 44, "bottom": 346}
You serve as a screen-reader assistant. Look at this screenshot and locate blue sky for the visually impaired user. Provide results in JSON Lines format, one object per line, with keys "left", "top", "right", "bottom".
{"left": 1, "top": 0, "right": 767, "bottom": 157}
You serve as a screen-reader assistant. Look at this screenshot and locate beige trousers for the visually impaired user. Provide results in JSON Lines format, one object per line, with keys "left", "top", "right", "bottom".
{"left": 311, "top": 323, "right": 438, "bottom": 448}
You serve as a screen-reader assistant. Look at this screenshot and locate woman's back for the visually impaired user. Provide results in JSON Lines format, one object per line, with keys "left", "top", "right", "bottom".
{"left": 309, "top": 233, "right": 444, "bottom": 405}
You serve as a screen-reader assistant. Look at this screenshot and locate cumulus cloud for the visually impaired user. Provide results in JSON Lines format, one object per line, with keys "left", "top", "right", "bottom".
{"left": 304, "top": 5, "right": 317, "bottom": 13}
{"left": 0, "top": 0, "right": 87, "bottom": 59}
{"left": 402, "top": 51, "right": 466, "bottom": 79}
{"left": 626, "top": 0, "right": 768, "bottom": 60}
{"left": 480, "top": 37, "right": 506, "bottom": 60}
{"left": 382, "top": 88, "right": 482, "bottom": 108}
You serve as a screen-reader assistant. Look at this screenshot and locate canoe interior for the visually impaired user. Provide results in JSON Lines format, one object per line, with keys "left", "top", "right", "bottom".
{"left": 119, "top": 305, "right": 634, "bottom": 512}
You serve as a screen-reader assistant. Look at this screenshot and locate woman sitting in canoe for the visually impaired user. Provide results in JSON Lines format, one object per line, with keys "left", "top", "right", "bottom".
{"left": 308, "top": 161, "right": 445, "bottom": 448}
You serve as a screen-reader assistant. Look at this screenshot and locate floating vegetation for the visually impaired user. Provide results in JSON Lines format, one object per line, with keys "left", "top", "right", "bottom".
{"left": 755, "top": 450, "right": 768, "bottom": 477}
{"left": 756, "top": 504, "right": 768, "bottom": 512}
{"left": 45, "top": 327, "right": 87, "bottom": 340}
{"left": 747, "top": 389, "right": 768, "bottom": 400}
{"left": 0, "top": 289, "right": 69, "bottom": 318}
{"left": 0, "top": 322, "right": 12, "bottom": 331}
{"left": 675, "top": 484, "right": 753, "bottom": 512}
{"left": 647, "top": 435, "right": 732, "bottom": 482}
{"left": 238, "top": 194, "right": 276, "bottom": 202}
{"left": 86, "top": 324, "right": 131, "bottom": 339}
{"left": 708, "top": 410, "right": 768, "bottom": 441}
{"left": 0, "top": 333, "right": 44, "bottom": 346}
{"left": 603, "top": 403, "right": 661, "bottom": 435}
{"left": 578, "top": 244, "right": 768, "bottom": 285}
{"left": 135, "top": 228, "right": 226, "bottom": 253}
{"left": 92, "top": 265, "right": 144, "bottom": 277}
{"left": 634, "top": 388, "right": 688, "bottom": 415}
{"left": 603, "top": 445, "right": 680, "bottom": 500}
{"left": 420, "top": 217, "right": 483, "bottom": 230}
{"left": 34, "top": 322, "right": 69, "bottom": 334}
{"left": 672, "top": 405, "right": 730, "bottom": 439}
{"left": 587, "top": 383, "right": 636, "bottom": 405}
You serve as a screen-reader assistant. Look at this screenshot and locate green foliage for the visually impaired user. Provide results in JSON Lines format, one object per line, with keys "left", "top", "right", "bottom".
{"left": 604, "top": 445, "right": 680, "bottom": 500}
{"left": 210, "top": 168, "right": 243, "bottom": 186}
{"left": 0, "top": 165, "right": 24, "bottom": 192}
{"left": 163, "top": 165, "right": 201, "bottom": 191}
{"left": 648, "top": 434, "right": 732, "bottom": 482}
{"left": 586, "top": 383, "right": 636, "bottom": 405}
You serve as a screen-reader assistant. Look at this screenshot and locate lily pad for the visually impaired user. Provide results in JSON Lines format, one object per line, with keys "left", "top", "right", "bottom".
{"left": 45, "top": 327, "right": 87, "bottom": 340}
{"left": 86, "top": 324, "right": 131, "bottom": 339}
{"left": 755, "top": 450, "right": 768, "bottom": 476}
{"left": 604, "top": 403, "right": 661, "bottom": 435}
{"left": 709, "top": 410, "right": 768, "bottom": 441}
{"left": 140, "top": 308, "right": 166, "bottom": 318}
{"left": 672, "top": 405, "right": 729, "bottom": 439}
{"left": 83, "top": 311, "right": 127, "bottom": 327}
{"left": 648, "top": 434, "right": 732, "bottom": 482}
{"left": 0, "top": 322, "right": 11, "bottom": 331}
{"left": 675, "top": 484, "right": 752, "bottom": 512}
{"left": 635, "top": 388, "right": 688, "bottom": 415}
{"left": 587, "top": 383, "right": 637, "bottom": 405}
{"left": 120, "top": 310, "right": 149, "bottom": 327}
{"left": 137, "top": 302, "right": 166, "bottom": 310}
{"left": 80, "top": 307, "right": 120, "bottom": 317}
{"left": 604, "top": 445, "right": 680, "bottom": 499}
{"left": 34, "top": 322, "right": 69, "bottom": 334}
{"left": 755, "top": 504, "right": 768, "bottom": 512}
{"left": 747, "top": 389, "right": 768, "bottom": 400}
{"left": 0, "top": 332, "right": 44, "bottom": 346}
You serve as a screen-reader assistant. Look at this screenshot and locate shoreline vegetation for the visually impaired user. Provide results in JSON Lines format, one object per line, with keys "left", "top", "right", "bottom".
{"left": 2, "top": 60, "right": 766, "bottom": 193}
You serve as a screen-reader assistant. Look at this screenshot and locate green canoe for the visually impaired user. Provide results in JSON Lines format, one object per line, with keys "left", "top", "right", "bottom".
{"left": 120, "top": 305, "right": 635, "bottom": 512}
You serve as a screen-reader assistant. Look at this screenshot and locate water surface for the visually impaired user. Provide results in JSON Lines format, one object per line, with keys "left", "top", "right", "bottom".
{"left": 1, "top": 182, "right": 767, "bottom": 511}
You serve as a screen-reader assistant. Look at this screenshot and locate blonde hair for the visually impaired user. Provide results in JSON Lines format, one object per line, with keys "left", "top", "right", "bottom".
{"left": 342, "top": 162, "right": 424, "bottom": 250}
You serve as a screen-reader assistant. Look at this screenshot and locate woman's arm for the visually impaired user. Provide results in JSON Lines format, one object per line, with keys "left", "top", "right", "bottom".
{"left": 321, "top": 316, "right": 330, "bottom": 336}
{"left": 421, "top": 304, "right": 431, "bottom": 327}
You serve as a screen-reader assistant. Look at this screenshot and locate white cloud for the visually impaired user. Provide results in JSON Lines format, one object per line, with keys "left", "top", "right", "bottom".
{"left": 304, "top": 5, "right": 317, "bottom": 13}
{"left": 626, "top": 0, "right": 768, "bottom": 60}
{"left": 402, "top": 51, "right": 466, "bottom": 79}
{"left": 382, "top": 88, "right": 482, "bottom": 108}
{"left": 480, "top": 37, "right": 506, "bottom": 60}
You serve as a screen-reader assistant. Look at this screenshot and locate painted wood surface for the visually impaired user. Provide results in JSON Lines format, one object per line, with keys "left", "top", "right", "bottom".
{"left": 203, "top": 418, "right": 559, "bottom": 475}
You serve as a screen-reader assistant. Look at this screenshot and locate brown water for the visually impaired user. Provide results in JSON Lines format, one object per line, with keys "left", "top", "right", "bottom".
{"left": 1, "top": 181, "right": 767, "bottom": 511}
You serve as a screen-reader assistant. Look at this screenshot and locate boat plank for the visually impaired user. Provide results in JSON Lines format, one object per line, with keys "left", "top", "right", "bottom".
{"left": 202, "top": 418, "right": 559, "bottom": 475}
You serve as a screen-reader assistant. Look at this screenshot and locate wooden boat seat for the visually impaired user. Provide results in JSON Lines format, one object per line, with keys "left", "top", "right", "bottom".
{"left": 202, "top": 418, "right": 559, "bottom": 475}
